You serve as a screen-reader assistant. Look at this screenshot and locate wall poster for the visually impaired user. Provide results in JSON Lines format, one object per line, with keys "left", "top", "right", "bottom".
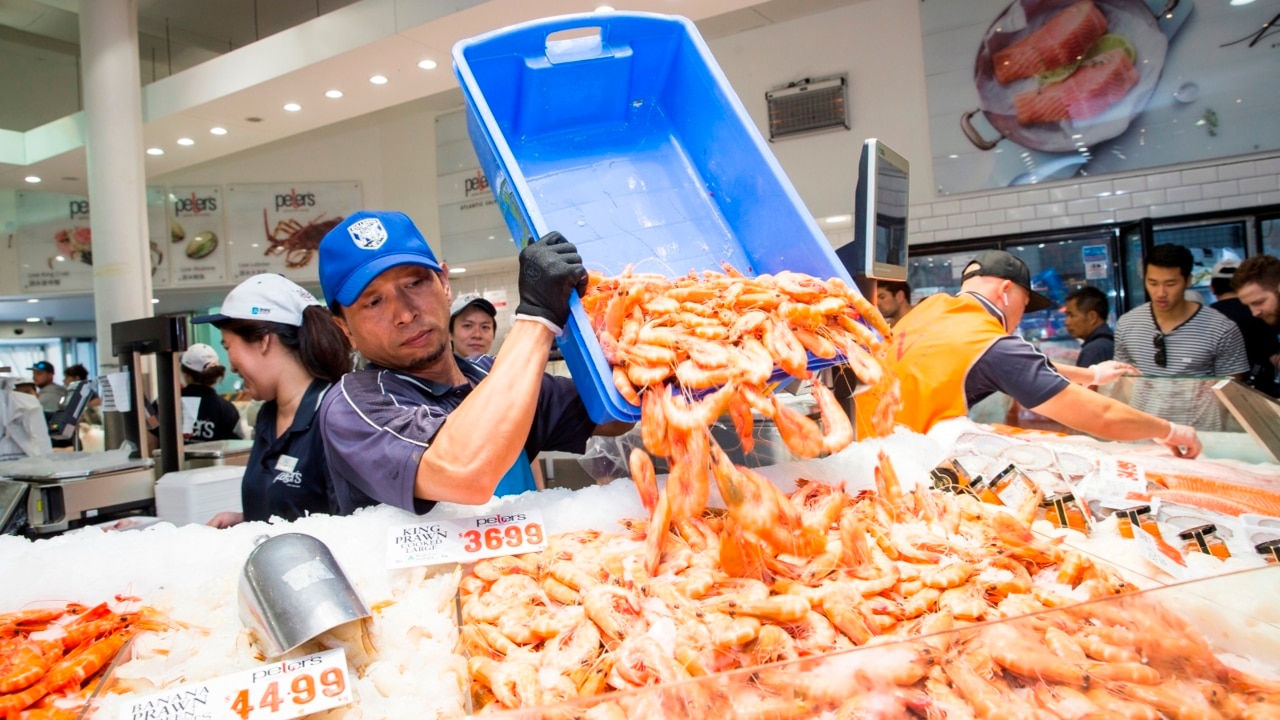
{"left": 167, "top": 186, "right": 228, "bottom": 286}
{"left": 922, "top": 0, "right": 1280, "bottom": 194}
{"left": 224, "top": 182, "right": 362, "bottom": 283}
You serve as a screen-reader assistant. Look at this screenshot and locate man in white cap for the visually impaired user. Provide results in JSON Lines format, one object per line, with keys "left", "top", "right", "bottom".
{"left": 449, "top": 292, "right": 498, "bottom": 358}
{"left": 176, "top": 343, "right": 243, "bottom": 441}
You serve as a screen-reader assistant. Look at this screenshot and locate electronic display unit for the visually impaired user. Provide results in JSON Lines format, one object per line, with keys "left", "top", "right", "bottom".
{"left": 836, "top": 138, "right": 910, "bottom": 281}
{"left": 47, "top": 380, "right": 95, "bottom": 442}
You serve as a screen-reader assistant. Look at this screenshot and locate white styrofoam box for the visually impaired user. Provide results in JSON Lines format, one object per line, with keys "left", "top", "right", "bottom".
{"left": 155, "top": 465, "right": 245, "bottom": 526}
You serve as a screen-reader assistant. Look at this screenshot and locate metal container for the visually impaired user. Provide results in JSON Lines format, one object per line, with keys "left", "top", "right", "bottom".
{"left": 184, "top": 439, "right": 255, "bottom": 469}
{"left": 238, "top": 533, "right": 370, "bottom": 657}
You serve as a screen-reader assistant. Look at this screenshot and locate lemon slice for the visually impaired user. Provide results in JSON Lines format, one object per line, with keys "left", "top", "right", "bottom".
{"left": 1085, "top": 34, "right": 1136, "bottom": 63}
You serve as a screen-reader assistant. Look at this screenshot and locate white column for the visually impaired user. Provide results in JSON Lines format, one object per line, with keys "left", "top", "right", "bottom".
{"left": 80, "top": 0, "right": 153, "bottom": 369}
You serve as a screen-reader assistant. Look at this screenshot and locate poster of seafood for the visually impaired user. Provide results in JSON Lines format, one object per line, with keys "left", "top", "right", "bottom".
{"left": 166, "top": 186, "right": 228, "bottom": 286}
{"left": 922, "top": 0, "right": 1280, "bottom": 195}
{"left": 146, "top": 187, "right": 171, "bottom": 288}
{"left": 16, "top": 191, "right": 169, "bottom": 293}
{"left": 224, "top": 181, "right": 362, "bottom": 284}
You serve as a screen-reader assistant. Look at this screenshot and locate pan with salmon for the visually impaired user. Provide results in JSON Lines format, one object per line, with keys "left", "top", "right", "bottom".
{"left": 961, "top": 0, "right": 1172, "bottom": 154}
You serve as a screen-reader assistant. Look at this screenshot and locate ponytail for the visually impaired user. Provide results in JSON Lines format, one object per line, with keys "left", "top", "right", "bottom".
{"left": 216, "top": 307, "right": 352, "bottom": 384}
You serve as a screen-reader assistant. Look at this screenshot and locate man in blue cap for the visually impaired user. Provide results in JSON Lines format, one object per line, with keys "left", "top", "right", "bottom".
{"left": 317, "top": 211, "right": 623, "bottom": 515}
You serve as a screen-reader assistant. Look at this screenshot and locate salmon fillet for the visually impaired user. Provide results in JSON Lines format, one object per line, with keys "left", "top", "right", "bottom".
{"left": 993, "top": 0, "right": 1109, "bottom": 85}
{"left": 1137, "top": 489, "right": 1278, "bottom": 518}
{"left": 1013, "top": 48, "right": 1138, "bottom": 125}
{"left": 1148, "top": 472, "right": 1280, "bottom": 517}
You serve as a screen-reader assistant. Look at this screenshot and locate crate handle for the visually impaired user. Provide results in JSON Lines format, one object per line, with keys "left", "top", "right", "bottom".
{"left": 545, "top": 26, "right": 605, "bottom": 64}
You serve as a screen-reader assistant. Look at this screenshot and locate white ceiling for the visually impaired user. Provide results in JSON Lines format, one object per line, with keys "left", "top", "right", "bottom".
{"left": 0, "top": 0, "right": 867, "bottom": 324}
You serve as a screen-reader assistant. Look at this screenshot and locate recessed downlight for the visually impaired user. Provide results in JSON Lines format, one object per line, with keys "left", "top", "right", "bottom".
{"left": 146, "top": 148, "right": 164, "bottom": 156}
{"left": 25, "top": 317, "right": 41, "bottom": 323}
{"left": 450, "top": 267, "right": 467, "bottom": 274}
{"left": 325, "top": 89, "right": 344, "bottom": 98}
{"left": 210, "top": 127, "right": 228, "bottom": 135}
{"left": 177, "top": 137, "right": 194, "bottom": 146}
{"left": 824, "top": 215, "right": 850, "bottom": 224}
{"left": 24, "top": 176, "right": 41, "bottom": 183}
{"left": 283, "top": 103, "right": 301, "bottom": 112}
{"left": 152, "top": 298, "right": 160, "bottom": 304}
{"left": 369, "top": 74, "right": 388, "bottom": 85}
{"left": 26, "top": 298, "right": 38, "bottom": 303}
{"left": 418, "top": 59, "right": 438, "bottom": 70}
{"left": 596, "top": 5, "right": 615, "bottom": 11}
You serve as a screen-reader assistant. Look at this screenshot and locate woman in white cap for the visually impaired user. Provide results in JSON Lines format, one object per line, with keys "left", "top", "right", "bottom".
{"left": 196, "top": 274, "right": 352, "bottom": 527}
{"left": 178, "top": 343, "right": 243, "bottom": 442}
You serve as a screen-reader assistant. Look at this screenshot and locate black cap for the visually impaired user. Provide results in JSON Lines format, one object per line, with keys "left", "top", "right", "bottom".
{"left": 961, "top": 250, "right": 1055, "bottom": 313}
{"left": 29, "top": 361, "right": 54, "bottom": 372}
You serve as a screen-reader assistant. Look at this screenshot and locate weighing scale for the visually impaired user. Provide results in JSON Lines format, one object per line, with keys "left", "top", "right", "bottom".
{"left": 0, "top": 453, "right": 155, "bottom": 534}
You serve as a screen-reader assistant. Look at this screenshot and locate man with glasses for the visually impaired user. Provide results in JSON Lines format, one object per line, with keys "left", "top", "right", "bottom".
{"left": 1114, "top": 244, "right": 1247, "bottom": 429}
{"left": 860, "top": 250, "right": 1200, "bottom": 457}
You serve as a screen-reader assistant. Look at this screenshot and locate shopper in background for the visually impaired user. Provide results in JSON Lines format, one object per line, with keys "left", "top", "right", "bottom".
{"left": 63, "top": 364, "right": 89, "bottom": 385}
{"left": 177, "top": 344, "right": 243, "bottom": 443}
{"left": 450, "top": 292, "right": 498, "bottom": 357}
{"left": 197, "top": 274, "right": 353, "bottom": 527}
{"left": 1114, "top": 244, "right": 1247, "bottom": 427}
{"left": 875, "top": 281, "right": 914, "bottom": 329}
{"left": 858, "top": 250, "right": 1200, "bottom": 457}
{"left": 1063, "top": 286, "right": 1115, "bottom": 369}
{"left": 1233, "top": 254, "right": 1280, "bottom": 327}
{"left": 1210, "top": 258, "right": 1280, "bottom": 397}
{"left": 29, "top": 361, "right": 66, "bottom": 417}
{"left": 317, "top": 210, "right": 627, "bottom": 515}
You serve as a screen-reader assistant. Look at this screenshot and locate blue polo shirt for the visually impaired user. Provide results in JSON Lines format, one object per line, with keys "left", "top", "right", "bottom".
{"left": 320, "top": 355, "right": 596, "bottom": 516}
{"left": 241, "top": 379, "right": 334, "bottom": 522}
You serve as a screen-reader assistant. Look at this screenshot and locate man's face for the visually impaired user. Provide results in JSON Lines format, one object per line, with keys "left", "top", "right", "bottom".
{"left": 1062, "top": 299, "right": 1097, "bottom": 340}
{"left": 1238, "top": 281, "right": 1280, "bottom": 326}
{"left": 876, "top": 287, "right": 903, "bottom": 320}
{"left": 1144, "top": 265, "right": 1190, "bottom": 313}
{"left": 32, "top": 369, "right": 53, "bottom": 387}
{"left": 335, "top": 264, "right": 453, "bottom": 374}
{"left": 451, "top": 306, "right": 496, "bottom": 357}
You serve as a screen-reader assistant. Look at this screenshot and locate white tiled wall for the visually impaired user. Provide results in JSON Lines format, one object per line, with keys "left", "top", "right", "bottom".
{"left": 905, "top": 154, "right": 1280, "bottom": 245}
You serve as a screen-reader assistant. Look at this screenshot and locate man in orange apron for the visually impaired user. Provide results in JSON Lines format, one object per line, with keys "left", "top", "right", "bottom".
{"left": 859, "top": 250, "right": 1200, "bottom": 458}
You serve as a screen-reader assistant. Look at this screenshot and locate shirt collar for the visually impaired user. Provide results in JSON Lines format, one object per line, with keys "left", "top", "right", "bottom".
{"left": 1084, "top": 324, "right": 1114, "bottom": 342}
{"left": 964, "top": 291, "right": 1006, "bottom": 325}
{"left": 369, "top": 355, "right": 488, "bottom": 398}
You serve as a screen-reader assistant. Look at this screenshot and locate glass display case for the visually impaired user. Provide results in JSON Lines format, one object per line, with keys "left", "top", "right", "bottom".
{"left": 485, "top": 567, "right": 1280, "bottom": 719}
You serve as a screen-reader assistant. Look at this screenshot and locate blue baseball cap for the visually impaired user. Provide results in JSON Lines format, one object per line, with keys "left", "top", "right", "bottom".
{"left": 319, "top": 210, "right": 443, "bottom": 306}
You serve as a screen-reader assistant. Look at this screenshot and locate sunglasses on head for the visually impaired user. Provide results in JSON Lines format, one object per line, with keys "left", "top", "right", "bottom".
{"left": 1153, "top": 332, "right": 1167, "bottom": 368}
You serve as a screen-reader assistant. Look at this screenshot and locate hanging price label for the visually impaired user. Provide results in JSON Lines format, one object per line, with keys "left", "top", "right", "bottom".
{"left": 118, "top": 649, "right": 351, "bottom": 720}
{"left": 1132, "top": 525, "right": 1188, "bottom": 580}
{"left": 386, "top": 508, "right": 546, "bottom": 569}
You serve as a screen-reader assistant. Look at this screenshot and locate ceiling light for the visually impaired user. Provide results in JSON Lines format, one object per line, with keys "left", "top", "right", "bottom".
{"left": 948, "top": 154, "right": 959, "bottom": 159}
{"left": 176, "top": 138, "right": 194, "bottom": 146}
{"left": 146, "top": 148, "right": 164, "bottom": 155}
{"left": 151, "top": 298, "right": 160, "bottom": 304}
{"left": 417, "top": 59, "right": 437, "bottom": 70}
{"left": 325, "top": 89, "right": 343, "bottom": 98}
{"left": 450, "top": 267, "right": 467, "bottom": 274}
{"left": 369, "top": 75, "right": 388, "bottom": 85}
{"left": 824, "top": 215, "right": 850, "bottom": 224}
{"left": 55, "top": 256, "right": 65, "bottom": 262}
{"left": 24, "top": 176, "right": 41, "bottom": 183}
{"left": 26, "top": 298, "right": 38, "bottom": 304}
{"left": 1230, "top": 0, "right": 1255, "bottom": 5}
{"left": 283, "top": 103, "right": 301, "bottom": 112}
{"left": 25, "top": 318, "right": 40, "bottom": 323}
{"left": 210, "top": 127, "right": 228, "bottom": 135}
{"left": 596, "top": 5, "right": 615, "bottom": 11}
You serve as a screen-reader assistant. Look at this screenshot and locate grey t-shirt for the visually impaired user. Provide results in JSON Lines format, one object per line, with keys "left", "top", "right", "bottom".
{"left": 963, "top": 293, "right": 1071, "bottom": 411}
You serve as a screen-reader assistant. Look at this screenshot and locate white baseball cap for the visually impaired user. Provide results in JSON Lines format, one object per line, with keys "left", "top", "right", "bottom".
{"left": 181, "top": 343, "right": 221, "bottom": 373}
{"left": 1211, "top": 259, "right": 1240, "bottom": 280}
{"left": 193, "top": 274, "right": 322, "bottom": 327}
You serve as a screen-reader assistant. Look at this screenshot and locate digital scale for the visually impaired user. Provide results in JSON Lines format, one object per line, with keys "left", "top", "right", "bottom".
{"left": 0, "top": 454, "right": 155, "bottom": 534}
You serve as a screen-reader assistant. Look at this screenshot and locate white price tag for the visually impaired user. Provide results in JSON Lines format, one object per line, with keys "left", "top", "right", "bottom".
{"left": 1095, "top": 458, "right": 1148, "bottom": 502}
{"left": 118, "top": 648, "right": 352, "bottom": 720}
{"left": 386, "top": 508, "right": 546, "bottom": 569}
{"left": 996, "top": 477, "right": 1032, "bottom": 509}
{"left": 1132, "top": 526, "right": 1187, "bottom": 579}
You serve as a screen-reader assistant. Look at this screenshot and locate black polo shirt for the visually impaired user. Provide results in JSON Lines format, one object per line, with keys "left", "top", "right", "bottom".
{"left": 182, "top": 384, "right": 243, "bottom": 441}
{"left": 241, "top": 379, "right": 333, "bottom": 522}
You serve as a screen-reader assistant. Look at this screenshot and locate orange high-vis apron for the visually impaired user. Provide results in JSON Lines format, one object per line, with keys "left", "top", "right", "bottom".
{"left": 856, "top": 293, "right": 1007, "bottom": 435}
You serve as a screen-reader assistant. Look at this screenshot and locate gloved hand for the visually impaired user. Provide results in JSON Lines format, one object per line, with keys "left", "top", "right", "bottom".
{"left": 514, "top": 231, "right": 587, "bottom": 335}
{"left": 1159, "top": 422, "right": 1201, "bottom": 459}
{"left": 1089, "top": 360, "right": 1139, "bottom": 386}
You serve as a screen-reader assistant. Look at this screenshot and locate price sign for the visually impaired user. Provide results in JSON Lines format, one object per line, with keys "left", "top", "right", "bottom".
{"left": 118, "top": 649, "right": 351, "bottom": 720}
{"left": 1133, "top": 525, "right": 1188, "bottom": 580}
{"left": 386, "top": 508, "right": 546, "bottom": 569}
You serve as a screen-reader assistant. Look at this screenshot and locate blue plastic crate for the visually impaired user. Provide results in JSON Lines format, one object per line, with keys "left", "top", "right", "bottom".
{"left": 453, "top": 12, "right": 865, "bottom": 424}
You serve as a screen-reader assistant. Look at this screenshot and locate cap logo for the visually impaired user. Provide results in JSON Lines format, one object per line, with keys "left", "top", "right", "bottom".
{"left": 252, "top": 307, "right": 270, "bottom": 315}
{"left": 348, "top": 217, "right": 388, "bottom": 250}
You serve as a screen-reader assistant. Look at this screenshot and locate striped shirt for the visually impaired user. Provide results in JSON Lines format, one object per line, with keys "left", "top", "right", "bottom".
{"left": 1114, "top": 303, "right": 1248, "bottom": 428}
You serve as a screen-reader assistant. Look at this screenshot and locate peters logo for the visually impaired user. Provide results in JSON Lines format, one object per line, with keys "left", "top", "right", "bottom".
{"left": 173, "top": 192, "right": 217, "bottom": 216}
{"left": 463, "top": 170, "right": 489, "bottom": 198}
{"left": 347, "top": 218, "right": 387, "bottom": 250}
{"left": 274, "top": 188, "right": 317, "bottom": 211}
{"left": 476, "top": 513, "right": 526, "bottom": 527}
{"left": 68, "top": 200, "right": 90, "bottom": 220}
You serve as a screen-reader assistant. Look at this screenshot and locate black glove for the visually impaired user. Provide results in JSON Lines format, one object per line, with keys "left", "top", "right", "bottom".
{"left": 515, "top": 231, "right": 587, "bottom": 333}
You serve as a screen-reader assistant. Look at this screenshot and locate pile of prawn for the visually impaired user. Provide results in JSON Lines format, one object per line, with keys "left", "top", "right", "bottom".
{"left": 455, "top": 453, "right": 1280, "bottom": 716}
{"left": 581, "top": 265, "right": 901, "bottom": 575}
{"left": 0, "top": 598, "right": 172, "bottom": 719}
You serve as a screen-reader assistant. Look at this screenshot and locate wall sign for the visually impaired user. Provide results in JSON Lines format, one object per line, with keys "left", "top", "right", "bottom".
{"left": 224, "top": 182, "right": 362, "bottom": 285}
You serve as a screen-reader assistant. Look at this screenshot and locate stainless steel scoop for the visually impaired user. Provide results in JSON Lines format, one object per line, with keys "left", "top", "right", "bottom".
{"left": 238, "top": 533, "right": 371, "bottom": 658}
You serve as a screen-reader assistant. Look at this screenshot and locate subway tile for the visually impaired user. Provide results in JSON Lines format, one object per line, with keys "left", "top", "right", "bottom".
{"left": 1240, "top": 176, "right": 1279, "bottom": 194}
{"left": 1080, "top": 180, "right": 1114, "bottom": 197}
{"left": 933, "top": 200, "right": 961, "bottom": 216}
{"left": 1181, "top": 167, "right": 1218, "bottom": 185}
{"left": 912, "top": 203, "right": 933, "bottom": 218}
{"left": 921, "top": 216, "right": 949, "bottom": 232}
{"left": 1036, "top": 202, "right": 1067, "bottom": 218}
{"left": 1259, "top": 190, "right": 1280, "bottom": 206}
{"left": 1018, "top": 188, "right": 1050, "bottom": 206}
{"left": 1085, "top": 211, "right": 1118, "bottom": 224}
{"left": 1221, "top": 194, "right": 1260, "bottom": 210}
{"left": 1020, "top": 218, "right": 1053, "bottom": 232}
{"left": 935, "top": 227, "right": 964, "bottom": 242}
{"left": 991, "top": 221, "right": 1023, "bottom": 235}
{"left": 1146, "top": 171, "right": 1183, "bottom": 190}
{"left": 976, "top": 209, "right": 1007, "bottom": 225}
{"left": 1049, "top": 184, "right": 1082, "bottom": 202}
{"left": 912, "top": 230, "right": 935, "bottom": 244}
{"left": 1165, "top": 185, "right": 1203, "bottom": 203}
{"left": 1052, "top": 215, "right": 1082, "bottom": 229}
{"left": 1255, "top": 157, "right": 1280, "bottom": 176}
{"left": 1114, "top": 208, "right": 1147, "bottom": 223}
{"left": 1067, "top": 197, "right": 1100, "bottom": 214}
{"left": 988, "top": 192, "right": 1020, "bottom": 209}
{"left": 1183, "top": 198, "right": 1222, "bottom": 214}
{"left": 1114, "top": 176, "right": 1148, "bottom": 194}
{"left": 961, "top": 225, "right": 990, "bottom": 239}
{"left": 907, "top": 218, "right": 920, "bottom": 234}
{"left": 1218, "top": 161, "right": 1256, "bottom": 181}
{"left": 1151, "top": 203, "right": 1185, "bottom": 217}
{"left": 1129, "top": 189, "right": 1166, "bottom": 207}
{"left": 1098, "top": 194, "right": 1133, "bottom": 211}
{"left": 948, "top": 213, "right": 977, "bottom": 229}
{"left": 1005, "top": 205, "right": 1037, "bottom": 221}
{"left": 960, "top": 196, "right": 990, "bottom": 213}
{"left": 1201, "top": 180, "right": 1239, "bottom": 199}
